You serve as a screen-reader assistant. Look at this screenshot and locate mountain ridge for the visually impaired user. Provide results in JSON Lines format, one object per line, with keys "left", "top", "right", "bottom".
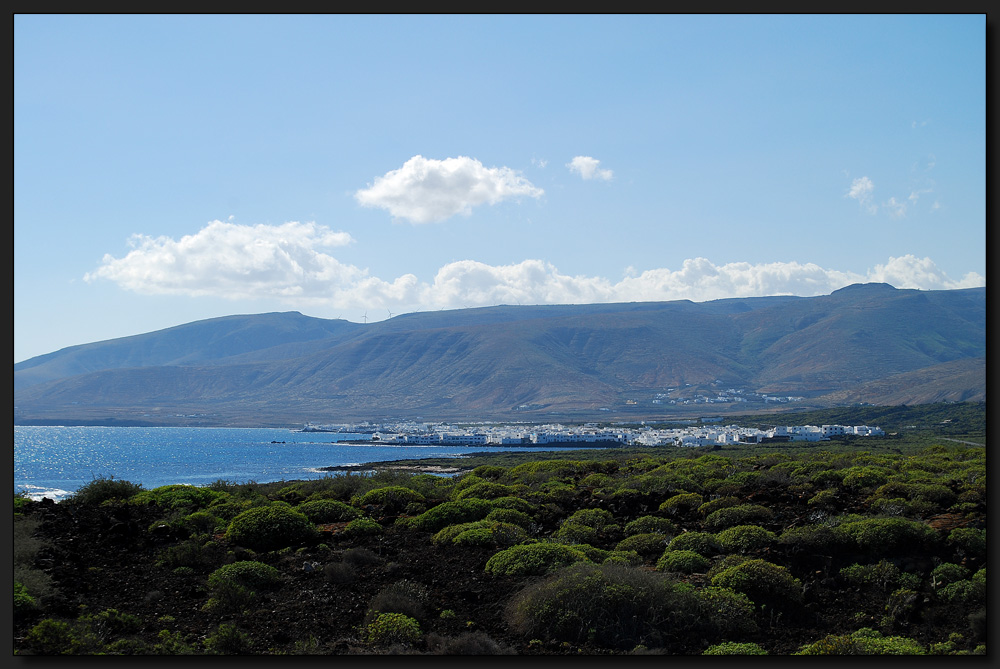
{"left": 14, "top": 284, "right": 986, "bottom": 426}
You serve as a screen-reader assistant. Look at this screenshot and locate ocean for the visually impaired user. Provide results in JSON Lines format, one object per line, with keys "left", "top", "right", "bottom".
{"left": 14, "top": 426, "right": 597, "bottom": 502}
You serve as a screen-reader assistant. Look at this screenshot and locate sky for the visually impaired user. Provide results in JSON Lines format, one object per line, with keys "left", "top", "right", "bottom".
{"left": 14, "top": 14, "right": 987, "bottom": 364}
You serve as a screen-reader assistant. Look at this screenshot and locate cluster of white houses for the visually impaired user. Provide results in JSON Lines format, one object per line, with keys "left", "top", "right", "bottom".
{"left": 367, "top": 422, "right": 885, "bottom": 448}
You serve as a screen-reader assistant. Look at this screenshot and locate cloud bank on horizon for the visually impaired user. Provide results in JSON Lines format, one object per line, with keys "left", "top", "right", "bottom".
{"left": 86, "top": 215, "right": 985, "bottom": 314}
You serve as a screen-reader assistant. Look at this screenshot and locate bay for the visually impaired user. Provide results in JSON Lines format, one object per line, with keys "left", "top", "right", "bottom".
{"left": 14, "top": 426, "right": 596, "bottom": 502}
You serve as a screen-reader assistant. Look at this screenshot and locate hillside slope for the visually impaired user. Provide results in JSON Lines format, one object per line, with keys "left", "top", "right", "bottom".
{"left": 13, "top": 284, "right": 985, "bottom": 425}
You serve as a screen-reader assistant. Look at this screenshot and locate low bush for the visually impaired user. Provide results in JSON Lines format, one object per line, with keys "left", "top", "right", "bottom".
{"left": 69, "top": 476, "right": 144, "bottom": 506}
{"left": 659, "top": 492, "right": 703, "bottom": 517}
{"left": 408, "top": 499, "right": 494, "bottom": 533}
{"left": 715, "top": 525, "right": 776, "bottom": 554}
{"left": 341, "top": 516, "right": 383, "bottom": 538}
{"left": 353, "top": 486, "right": 426, "bottom": 515}
{"left": 454, "top": 481, "right": 523, "bottom": 500}
{"left": 504, "top": 562, "right": 756, "bottom": 650}
{"left": 704, "top": 504, "right": 774, "bottom": 531}
{"left": 931, "top": 562, "right": 970, "bottom": 588}
{"left": 703, "top": 641, "right": 768, "bottom": 655}
{"left": 365, "top": 612, "right": 422, "bottom": 648}
{"left": 710, "top": 559, "right": 803, "bottom": 611}
{"left": 795, "top": 627, "right": 925, "bottom": 655}
{"left": 656, "top": 549, "right": 710, "bottom": 574}
{"left": 504, "top": 562, "right": 678, "bottom": 649}
{"left": 295, "top": 499, "right": 361, "bottom": 523}
{"left": 834, "top": 517, "right": 938, "bottom": 555}
{"left": 225, "top": 505, "right": 318, "bottom": 551}
{"left": 485, "top": 542, "right": 587, "bottom": 578}
{"left": 697, "top": 496, "right": 740, "bottom": 517}
{"left": 208, "top": 561, "right": 282, "bottom": 591}
{"left": 615, "top": 533, "right": 671, "bottom": 562}
{"left": 130, "top": 485, "right": 228, "bottom": 513}
{"left": 946, "top": 527, "right": 986, "bottom": 561}
{"left": 624, "top": 516, "right": 677, "bottom": 537}
{"left": 433, "top": 521, "right": 528, "bottom": 547}
{"left": 666, "top": 531, "right": 720, "bottom": 557}
{"left": 366, "top": 579, "right": 431, "bottom": 624}
{"left": 777, "top": 525, "right": 844, "bottom": 553}
{"left": 839, "top": 560, "right": 904, "bottom": 591}
{"left": 484, "top": 507, "right": 533, "bottom": 529}
{"left": 204, "top": 623, "right": 252, "bottom": 654}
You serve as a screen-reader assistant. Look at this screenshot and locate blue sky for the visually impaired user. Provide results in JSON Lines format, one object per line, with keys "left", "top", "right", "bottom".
{"left": 14, "top": 14, "right": 986, "bottom": 363}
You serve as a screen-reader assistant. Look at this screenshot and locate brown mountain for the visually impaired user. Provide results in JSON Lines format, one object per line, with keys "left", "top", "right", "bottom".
{"left": 13, "top": 283, "right": 985, "bottom": 426}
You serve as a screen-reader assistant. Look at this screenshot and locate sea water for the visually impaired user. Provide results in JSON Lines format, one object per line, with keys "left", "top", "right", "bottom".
{"left": 14, "top": 426, "right": 598, "bottom": 501}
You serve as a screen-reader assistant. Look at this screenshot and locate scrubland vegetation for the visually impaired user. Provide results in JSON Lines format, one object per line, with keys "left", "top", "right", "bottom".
{"left": 13, "top": 404, "right": 987, "bottom": 655}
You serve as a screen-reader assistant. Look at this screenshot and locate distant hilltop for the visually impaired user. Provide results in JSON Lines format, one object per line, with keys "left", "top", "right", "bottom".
{"left": 13, "top": 283, "right": 985, "bottom": 426}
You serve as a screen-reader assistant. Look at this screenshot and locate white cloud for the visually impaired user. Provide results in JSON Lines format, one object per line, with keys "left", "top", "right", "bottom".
{"left": 846, "top": 176, "right": 877, "bottom": 213}
{"left": 84, "top": 220, "right": 358, "bottom": 300}
{"left": 567, "top": 156, "right": 614, "bottom": 181}
{"left": 867, "top": 255, "right": 985, "bottom": 290}
{"left": 87, "top": 222, "right": 984, "bottom": 319}
{"left": 884, "top": 196, "right": 907, "bottom": 219}
{"left": 354, "top": 155, "right": 544, "bottom": 224}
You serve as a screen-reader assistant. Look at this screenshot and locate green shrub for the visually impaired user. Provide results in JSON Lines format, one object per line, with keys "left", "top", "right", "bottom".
{"left": 795, "top": 627, "right": 925, "bottom": 655}
{"left": 295, "top": 499, "right": 361, "bottom": 523}
{"left": 354, "top": 486, "right": 426, "bottom": 515}
{"left": 485, "top": 542, "right": 587, "bottom": 577}
{"left": 504, "top": 562, "right": 755, "bottom": 650}
{"left": 26, "top": 619, "right": 98, "bottom": 654}
{"left": 484, "top": 507, "right": 533, "bottom": 529}
{"left": 703, "top": 641, "right": 768, "bottom": 655}
{"left": 69, "top": 476, "right": 144, "bottom": 506}
{"left": 489, "top": 496, "right": 537, "bottom": 515}
{"left": 946, "top": 527, "right": 986, "bottom": 560}
{"left": 697, "top": 496, "right": 740, "bottom": 517}
{"left": 777, "top": 525, "right": 844, "bottom": 553}
{"left": 204, "top": 623, "right": 252, "bottom": 654}
{"left": 182, "top": 510, "right": 222, "bottom": 535}
{"left": 624, "top": 516, "right": 677, "bottom": 537}
{"left": 224, "top": 505, "right": 318, "bottom": 551}
{"left": 656, "top": 549, "right": 710, "bottom": 574}
{"left": 409, "top": 499, "right": 495, "bottom": 533}
{"left": 14, "top": 581, "right": 36, "bottom": 615}
{"left": 666, "top": 531, "right": 720, "bottom": 556}
{"left": 130, "top": 484, "right": 228, "bottom": 512}
{"left": 553, "top": 521, "right": 603, "bottom": 546}
{"left": 931, "top": 563, "right": 970, "bottom": 588}
{"left": 342, "top": 516, "right": 384, "bottom": 538}
{"left": 710, "top": 559, "right": 803, "bottom": 611}
{"left": 436, "top": 520, "right": 528, "bottom": 547}
{"left": 806, "top": 488, "right": 840, "bottom": 509}
{"left": 937, "top": 568, "right": 985, "bottom": 605}
{"left": 87, "top": 608, "right": 142, "bottom": 641}
{"left": 704, "top": 504, "right": 774, "bottom": 531}
{"left": 208, "top": 560, "right": 281, "bottom": 591}
{"left": 834, "top": 517, "right": 937, "bottom": 555}
{"left": 615, "top": 533, "right": 671, "bottom": 562}
{"left": 156, "top": 537, "right": 229, "bottom": 569}
{"left": 659, "top": 492, "right": 703, "bottom": 517}
{"left": 366, "top": 612, "right": 422, "bottom": 647}
{"left": 564, "top": 508, "right": 616, "bottom": 528}
{"left": 503, "top": 562, "right": 680, "bottom": 649}
{"left": 839, "top": 560, "right": 903, "bottom": 591}
{"left": 455, "top": 481, "right": 523, "bottom": 500}
{"left": 715, "top": 525, "right": 777, "bottom": 553}
{"left": 366, "top": 579, "right": 431, "bottom": 625}
{"left": 841, "top": 466, "right": 893, "bottom": 489}
{"left": 471, "top": 465, "right": 509, "bottom": 481}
